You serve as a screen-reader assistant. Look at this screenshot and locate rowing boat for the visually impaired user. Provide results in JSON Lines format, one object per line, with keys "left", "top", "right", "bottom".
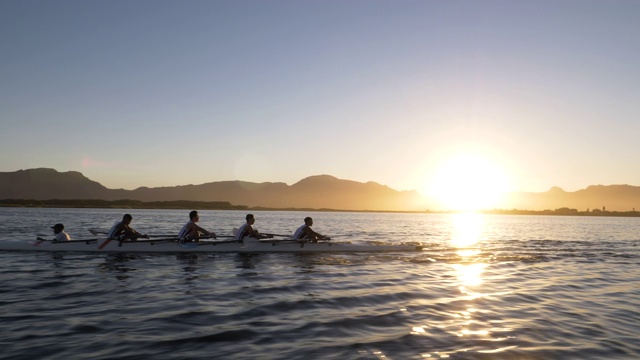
{"left": 0, "top": 238, "right": 423, "bottom": 253}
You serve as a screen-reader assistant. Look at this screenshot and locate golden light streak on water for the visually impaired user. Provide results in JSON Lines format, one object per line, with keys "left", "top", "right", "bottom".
{"left": 478, "top": 345, "right": 518, "bottom": 353}
{"left": 450, "top": 212, "right": 483, "bottom": 248}
{"left": 454, "top": 263, "right": 486, "bottom": 288}
{"left": 456, "top": 249, "right": 480, "bottom": 258}
{"left": 412, "top": 213, "right": 498, "bottom": 358}
{"left": 450, "top": 219, "right": 494, "bottom": 351}
{"left": 412, "top": 326, "right": 426, "bottom": 333}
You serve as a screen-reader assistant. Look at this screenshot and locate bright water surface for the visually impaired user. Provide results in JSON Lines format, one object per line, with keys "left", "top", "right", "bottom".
{"left": 0, "top": 208, "right": 639, "bottom": 359}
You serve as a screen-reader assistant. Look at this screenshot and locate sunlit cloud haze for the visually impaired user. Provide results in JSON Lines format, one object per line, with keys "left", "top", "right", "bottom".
{"left": 1, "top": 1, "right": 639, "bottom": 210}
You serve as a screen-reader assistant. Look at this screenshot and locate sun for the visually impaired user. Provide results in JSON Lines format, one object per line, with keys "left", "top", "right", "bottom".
{"left": 424, "top": 153, "right": 511, "bottom": 211}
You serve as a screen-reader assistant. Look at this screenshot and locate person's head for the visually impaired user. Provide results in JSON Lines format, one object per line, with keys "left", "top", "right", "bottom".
{"left": 189, "top": 210, "right": 199, "bottom": 221}
{"left": 304, "top": 217, "right": 313, "bottom": 226}
{"left": 123, "top": 214, "right": 133, "bottom": 225}
{"left": 246, "top": 214, "right": 255, "bottom": 224}
{"left": 51, "top": 223, "right": 64, "bottom": 234}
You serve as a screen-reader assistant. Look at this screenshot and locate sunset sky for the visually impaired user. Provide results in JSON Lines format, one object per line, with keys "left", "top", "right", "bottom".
{"left": 2, "top": 1, "right": 639, "bottom": 210}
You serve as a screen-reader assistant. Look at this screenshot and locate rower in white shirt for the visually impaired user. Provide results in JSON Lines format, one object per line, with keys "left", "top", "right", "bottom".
{"left": 235, "top": 214, "right": 272, "bottom": 240}
{"left": 293, "top": 217, "right": 330, "bottom": 242}
{"left": 178, "top": 210, "right": 216, "bottom": 242}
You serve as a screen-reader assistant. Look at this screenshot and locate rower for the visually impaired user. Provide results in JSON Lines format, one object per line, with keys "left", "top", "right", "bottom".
{"left": 178, "top": 210, "right": 216, "bottom": 242}
{"left": 108, "top": 214, "right": 149, "bottom": 240}
{"left": 50, "top": 223, "right": 71, "bottom": 242}
{"left": 293, "top": 217, "right": 330, "bottom": 242}
{"left": 235, "top": 214, "right": 273, "bottom": 240}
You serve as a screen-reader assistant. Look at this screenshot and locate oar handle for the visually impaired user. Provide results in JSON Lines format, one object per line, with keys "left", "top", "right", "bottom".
{"left": 147, "top": 233, "right": 233, "bottom": 239}
{"left": 197, "top": 239, "right": 242, "bottom": 246}
{"left": 262, "top": 233, "right": 292, "bottom": 238}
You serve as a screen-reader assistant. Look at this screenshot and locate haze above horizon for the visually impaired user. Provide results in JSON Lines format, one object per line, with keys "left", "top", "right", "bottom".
{"left": 2, "top": 1, "right": 639, "bottom": 211}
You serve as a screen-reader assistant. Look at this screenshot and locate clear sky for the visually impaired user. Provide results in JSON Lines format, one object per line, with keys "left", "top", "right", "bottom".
{"left": 1, "top": 1, "right": 639, "bottom": 209}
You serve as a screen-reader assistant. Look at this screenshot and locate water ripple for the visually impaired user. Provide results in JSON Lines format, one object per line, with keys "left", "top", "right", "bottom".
{"left": 1, "top": 210, "right": 640, "bottom": 359}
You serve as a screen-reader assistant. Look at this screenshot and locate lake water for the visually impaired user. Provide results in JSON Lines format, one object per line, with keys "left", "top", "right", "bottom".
{"left": 0, "top": 208, "right": 638, "bottom": 359}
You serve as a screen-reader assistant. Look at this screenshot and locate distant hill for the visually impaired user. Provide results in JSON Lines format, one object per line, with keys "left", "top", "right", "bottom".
{"left": 0, "top": 168, "right": 125, "bottom": 199}
{"left": 0, "top": 169, "right": 425, "bottom": 211}
{"left": 2, "top": 168, "right": 640, "bottom": 211}
{"left": 504, "top": 185, "right": 640, "bottom": 212}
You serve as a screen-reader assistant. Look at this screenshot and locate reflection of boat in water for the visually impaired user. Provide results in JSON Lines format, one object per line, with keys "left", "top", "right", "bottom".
{"left": 0, "top": 237, "right": 423, "bottom": 253}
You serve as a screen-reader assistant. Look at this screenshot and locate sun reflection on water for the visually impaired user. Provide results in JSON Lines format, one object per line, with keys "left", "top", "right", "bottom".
{"left": 451, "top": 212, "right": 484, "bottom": 248}
{"left": 414, "top": 213, "right": 516, "bottom": 358}
{"left": 454, "top": 263, "right": 486, "bottom": 288}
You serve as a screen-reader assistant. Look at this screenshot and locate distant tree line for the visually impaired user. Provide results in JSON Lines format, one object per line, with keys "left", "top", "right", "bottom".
{"left": 2, "top": 198, "right": 639, "bottom": 216}
{"left": 478, "top": 207, "right": 640, "bottom": 217}
{"left": 0, "top": 199, "right": 248, "bottom": 210}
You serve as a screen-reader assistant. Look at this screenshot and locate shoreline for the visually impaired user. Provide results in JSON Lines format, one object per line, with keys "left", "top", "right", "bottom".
{"left": 1, "top": 199, "right": 640, "bottom": 217}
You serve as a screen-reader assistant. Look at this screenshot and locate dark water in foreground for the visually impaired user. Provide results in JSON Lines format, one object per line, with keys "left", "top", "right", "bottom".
{"left": 1, "top": 208, "right": 639, "bottom": 359}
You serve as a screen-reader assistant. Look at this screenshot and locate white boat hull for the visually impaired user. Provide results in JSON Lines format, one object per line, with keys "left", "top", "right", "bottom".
{"left": 0, "top": 238, "right": 422, "bottom": 253}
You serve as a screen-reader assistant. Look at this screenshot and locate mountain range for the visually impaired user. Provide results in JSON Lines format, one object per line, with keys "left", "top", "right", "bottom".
{"left": 0, "top": 168, "right": 423, "bottom": 211}
{"left": 1, "top": 168, "right": 640, "bottom": 212}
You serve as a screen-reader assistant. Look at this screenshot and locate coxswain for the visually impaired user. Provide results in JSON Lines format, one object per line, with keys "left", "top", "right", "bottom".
{"left": 51, "top": 223, "right": 71, "bottom": 241}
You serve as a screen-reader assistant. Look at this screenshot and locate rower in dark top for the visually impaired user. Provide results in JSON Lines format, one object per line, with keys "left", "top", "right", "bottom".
{"left": 108, "top": 214, "right": 148, "bottom": 240}
{"left": 178, "top": 210, "right": 216, "bottom": 242}
{"left": 235, "top": 214, "right": 272, "bottom": 240}
{"left": 293, "top": 217, "right": 330, "bottom": 242}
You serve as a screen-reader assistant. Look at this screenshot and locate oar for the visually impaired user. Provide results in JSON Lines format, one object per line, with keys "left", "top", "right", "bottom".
{"left": 96, "top": 237, "right": 178, "bottom": 249}
{"left": 120, "top": 236, "right": 235, "bottom": 244}
{"left": 185, "top": 234, "right": 236, "bottom": 239}
{"left": 258, "top": 238, "right": 332, "bottom": 248}
{"left": 146, "top": 234, "right": 234, "bottom": 238}
{"left": 166, "top": 239, "right": 241, "bottom": 249}
{"left": 89, "top": 228, "right": 107, "bottom": 235}
{"left": 123, "top": 237, "right": 181, "bottom": 243}
{"left": 196, "top": 239, "right": 242, "bottom": 246}
{"left": 36, "top": 237, "right": 99, "bottom": 243}
{"left": 261, "top": 233, "right": 292, "bottom": 238}
{"left": 260, "top": 232, "right": 331, "bottom": 241}
{"left": 91, "top": 229, "right": 233, "bottom": 239}
{"left": 259, "top": 238, "right": 302, "bottom": 243}
{"left": 172, "top": 234, "right": 235, "bottom": 241}
{"left": 113, "top": 238, "right": 240, "bottom": 249}
{"left": 90, "top": 228, "right": 154, "bottom": 238}
{"left": 90, "top": 228, "right": 154, "bottom": 237}
{"left": 232, "top": 227, "right": 273, "bottom": 239}
{"left": 262, "top": 234, "right": 332, "bottom": 241}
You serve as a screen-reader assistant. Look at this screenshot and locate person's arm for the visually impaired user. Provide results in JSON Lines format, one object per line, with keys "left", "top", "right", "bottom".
{"left": 126, "top": 225, "right": 148, "bottom": 239}
{"left": 305, "top": 227, "right": 329, "bottom": 240}
{"left": 247, "top": 225, "right": 259, "bottom": 238}
{"left": 194, "top": 224, "right": 216, "bottom": 239}
{"left": 246, "top": 225, "right": 271, "bottom": 239}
